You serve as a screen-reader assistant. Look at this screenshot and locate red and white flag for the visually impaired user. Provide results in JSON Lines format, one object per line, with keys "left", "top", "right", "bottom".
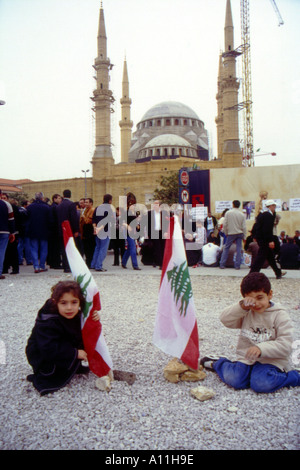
{"left": 62, "top": 220, "right": 113, "bottom": 377}
{"left": 153, "top": 216, "right": 199, "bottom": 370}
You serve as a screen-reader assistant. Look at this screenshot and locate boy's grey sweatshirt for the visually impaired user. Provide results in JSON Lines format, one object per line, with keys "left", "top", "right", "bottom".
{"left": 220, "top": 302, "right": 294, "bottom": 371}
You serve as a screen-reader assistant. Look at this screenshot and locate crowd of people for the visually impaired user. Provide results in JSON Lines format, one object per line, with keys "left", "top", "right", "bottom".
{"left": 0, "top": 189, "right": 299, "bottom": 279}
{"left": 184, "top": 199, "right": 300, "bottom": 277}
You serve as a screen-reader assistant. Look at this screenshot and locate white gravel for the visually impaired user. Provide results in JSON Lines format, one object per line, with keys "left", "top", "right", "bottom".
{"left": 0, "top": 260, "right": 299, "bottom": 451}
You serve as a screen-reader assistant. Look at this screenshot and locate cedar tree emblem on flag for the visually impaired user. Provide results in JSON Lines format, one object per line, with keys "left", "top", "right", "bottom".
{"left": 62, "top": 220, "right": 113, "bottom": 377}
{"left": 153, "top": 215, "right": 199, "bottom": 370}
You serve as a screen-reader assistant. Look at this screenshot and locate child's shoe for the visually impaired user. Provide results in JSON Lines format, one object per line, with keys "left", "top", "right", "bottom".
{"left": 200, "top": 356, "right": 220, "bottom": 370}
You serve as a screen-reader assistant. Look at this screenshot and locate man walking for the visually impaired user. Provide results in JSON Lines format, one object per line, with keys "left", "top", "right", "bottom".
{"left": 219, "top": 200, "right": 247, "bottom": 270}
{"left": 250, "top": 200, "right": 285, "bottom": 279}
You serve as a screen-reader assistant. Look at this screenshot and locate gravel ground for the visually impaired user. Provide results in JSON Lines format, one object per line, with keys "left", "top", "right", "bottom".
{"left": 0, "top": 259, "right": 299, "bottom": 451}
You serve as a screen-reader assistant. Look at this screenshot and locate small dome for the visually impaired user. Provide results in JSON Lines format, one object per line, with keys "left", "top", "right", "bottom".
{"left": 141, "top": 101, "right": 200, "bottom": 121}
{"left": 144, "top": 134, "right": 192, "bottom": 148}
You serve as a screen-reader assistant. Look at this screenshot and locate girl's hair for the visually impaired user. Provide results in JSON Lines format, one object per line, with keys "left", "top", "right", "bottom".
{"left": 51, "top": 281, "right": 86, "bottom": 311}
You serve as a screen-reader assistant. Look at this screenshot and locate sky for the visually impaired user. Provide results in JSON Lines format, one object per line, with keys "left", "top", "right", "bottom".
{"left": 0, "top": 0, "right": 299, "bottom": 182}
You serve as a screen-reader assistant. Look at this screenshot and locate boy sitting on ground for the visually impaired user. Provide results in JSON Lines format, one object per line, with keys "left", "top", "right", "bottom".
{"left": 201, "top": 272, "right": 300, "bottom": 393}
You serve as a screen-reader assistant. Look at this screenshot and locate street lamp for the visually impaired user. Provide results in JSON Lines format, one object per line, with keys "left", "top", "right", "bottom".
{"left": 81, "top": 169, "right": 90, "bottom": 197}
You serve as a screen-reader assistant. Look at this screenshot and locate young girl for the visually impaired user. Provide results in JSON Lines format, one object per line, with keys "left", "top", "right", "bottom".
{"left": 26, "top": 280, "right": 99, "bottom": 395}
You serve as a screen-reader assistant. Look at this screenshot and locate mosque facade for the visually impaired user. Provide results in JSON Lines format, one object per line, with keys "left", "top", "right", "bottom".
{"left": 23, "top": 0, "right": 243, "bottom": 206}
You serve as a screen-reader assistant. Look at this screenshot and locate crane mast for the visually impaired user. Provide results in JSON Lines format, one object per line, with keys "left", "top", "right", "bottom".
{"left": 240, "top": 0, "right": 254, "bottom": 167}
{"left": 239, "top": 0, "right": 284, "bottom": 167}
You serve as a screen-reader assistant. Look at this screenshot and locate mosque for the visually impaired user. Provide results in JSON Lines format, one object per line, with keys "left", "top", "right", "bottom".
{"left": 20, "top": 0, "right": 242, "bottom": 204}
{"left": 7, "top": 0, "right": 299, "bottom": 235}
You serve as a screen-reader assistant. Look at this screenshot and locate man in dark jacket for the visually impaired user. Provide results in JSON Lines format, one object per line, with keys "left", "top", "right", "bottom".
{"left": 56, "top": 189, "right": 79, "bottom": 272}
{"left": 26, "top": 192, "right": 51, "bottom": 273}
{"left": 250, "top": 200, "right": 284, "bottom": 279}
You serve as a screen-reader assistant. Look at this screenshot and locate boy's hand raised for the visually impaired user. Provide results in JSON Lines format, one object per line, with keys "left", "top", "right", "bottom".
{"left": 241, "top": 297, "right": 256, "bottom": 310}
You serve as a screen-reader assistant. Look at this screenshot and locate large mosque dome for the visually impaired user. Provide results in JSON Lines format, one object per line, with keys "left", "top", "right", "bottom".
{"left": 141, "top": 101, "right": 200, "bottom": 122}
{"left": 128, "top": 101, "right": 209, "bottom": 163}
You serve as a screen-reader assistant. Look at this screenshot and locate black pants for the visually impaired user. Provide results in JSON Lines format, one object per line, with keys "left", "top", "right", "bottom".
{"left": 82, "top": 237, "right": 95, "bottom": 268}
{"left": 250, "top": 242, "right": 281, "bottom": 278}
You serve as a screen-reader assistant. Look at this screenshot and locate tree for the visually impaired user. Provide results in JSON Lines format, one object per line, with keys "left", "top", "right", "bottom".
{"left": 7, "top": 191, "right": 30, "bottom": 206}
{"left": 152, "top": 171, "right": 179, "bottom": 206}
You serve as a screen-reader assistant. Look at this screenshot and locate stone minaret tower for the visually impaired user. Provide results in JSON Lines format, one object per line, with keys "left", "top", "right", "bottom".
{"left": 216, "top": 0, "right": 242, "bottom": 167}
{"left": 91, "top": 2, "right": 115, "bottom": 200}
{"left": 119, "top": 58, "right": 133, "bottom": 163}
{"left": 91, "top": 3, "right": 114, "bottom": 161}
{"left": 215, "top": 52, "right": 224, "bottom": 159}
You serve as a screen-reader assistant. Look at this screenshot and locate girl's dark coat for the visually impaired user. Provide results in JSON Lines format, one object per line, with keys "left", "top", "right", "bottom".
{"left": 26, "top": 299, "right": 83, "bottom": 395}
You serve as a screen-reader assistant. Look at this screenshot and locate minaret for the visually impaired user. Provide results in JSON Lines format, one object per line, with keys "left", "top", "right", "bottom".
{"left": 215, "top": 52, "right": 224, "bottom": 159}
{"left": 91, "top": 2, "right": 115, "bottom": 162}
{"left": 119, "top": 58, "right": 133, "bottom": 163}
{"left": 220, "top": 0, "right": 242, "bottom": 166}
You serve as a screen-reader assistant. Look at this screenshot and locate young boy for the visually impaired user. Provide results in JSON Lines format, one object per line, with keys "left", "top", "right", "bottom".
{"left": 201, "top": 272, "right": 300, "bottom": 393}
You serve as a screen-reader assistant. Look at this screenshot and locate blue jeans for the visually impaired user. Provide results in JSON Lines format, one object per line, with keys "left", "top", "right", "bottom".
{"left": 122, "top": 236, "right": 138, "bottom": 268}
{"left": 18, "top": 237, "right": 32, "bottom": 264}
{"left": 220, "top": 233, "right": 244, "bottom": 268}
{"left": 30, "top": 239, "right": 48, "bottom": 270}
{"left": 0, "top": 233, "right": 9, "bottom": 275}
{"left": 214, "top": 357, "right": 300, "bottom": 393}
{"left": 92, "top": 236, "right": 110, "bottom": 270}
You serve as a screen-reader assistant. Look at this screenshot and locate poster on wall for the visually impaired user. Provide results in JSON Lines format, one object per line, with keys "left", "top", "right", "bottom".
{"left": 281, "top": 201, "right": 290, "bottom": 211}
{"left": 243, "top": 201, "right": 255, "bottom": 220}
{"left": 289, "top": 198, "right": 300, "bottom": 211}
{"left": 215, "top": 201, "right": 232, "bottom": 214}
{"left": 190, "top": 205, "right": 208, "bottom": 221}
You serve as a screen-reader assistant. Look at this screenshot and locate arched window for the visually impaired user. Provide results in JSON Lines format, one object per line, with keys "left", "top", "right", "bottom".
{"left": 166, "top": 119, "right": 171, "bottom": 126}
{"left": 175, "top": 119, "right": 179, "bottom": 125}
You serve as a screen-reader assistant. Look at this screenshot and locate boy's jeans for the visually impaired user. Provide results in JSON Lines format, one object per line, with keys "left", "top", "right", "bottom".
{"left": 214, "top": 357, "right": 300, "bottom": 393}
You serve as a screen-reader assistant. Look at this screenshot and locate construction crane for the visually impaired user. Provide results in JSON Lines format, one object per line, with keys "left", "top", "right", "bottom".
{"left": 240, "top": 0, "right": 253, "bottom": 167}
{"left": 270, "top": 0, "right": 284, "bottom": 26}
{"left": 239, "top": 0, "right": 284, "bottom": 167}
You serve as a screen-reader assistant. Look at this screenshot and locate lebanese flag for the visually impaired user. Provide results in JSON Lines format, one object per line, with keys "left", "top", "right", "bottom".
{"left": 62, "top": 220, "right": 113, "bottom": 377}
{"left": 153, "top": 215, "right": 199, "bottom": 370}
